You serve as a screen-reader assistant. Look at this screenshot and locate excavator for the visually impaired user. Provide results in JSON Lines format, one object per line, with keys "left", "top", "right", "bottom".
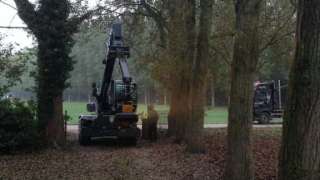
{"left": 78, "top": 23, "right": 140, "bottom": 145}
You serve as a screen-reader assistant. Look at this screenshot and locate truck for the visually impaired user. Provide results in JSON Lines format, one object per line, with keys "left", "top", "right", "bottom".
{"left": 78, "top": 23, "right": 140, "bottom": 145}
{"left": 253, "top": 80, "right": 287, "bottom": 124}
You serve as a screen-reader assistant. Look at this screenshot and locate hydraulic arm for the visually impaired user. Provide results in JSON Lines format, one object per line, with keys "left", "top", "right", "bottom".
{"left": 93, "top": 23, "right": 136, "bottom": 114}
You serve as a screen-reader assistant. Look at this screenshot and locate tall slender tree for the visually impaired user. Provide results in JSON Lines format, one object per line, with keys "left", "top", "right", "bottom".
{"left": 279, "top": 1, "right": 320, "bottom": 180}
{"left": 186, "top": 0, "right": 213, "bottom": 153}
{"left": 224, "top": 0, "right": 261, "bottom": 179}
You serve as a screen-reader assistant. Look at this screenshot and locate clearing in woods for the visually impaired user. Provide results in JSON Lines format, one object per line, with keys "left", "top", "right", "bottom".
{"left": 64, "top": 102, "right": 229, "bottom": 125}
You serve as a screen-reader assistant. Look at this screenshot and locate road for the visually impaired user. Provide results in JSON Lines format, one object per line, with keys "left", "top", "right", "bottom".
{"left": 67, "top": 123, "right": 282, "bottom": 133}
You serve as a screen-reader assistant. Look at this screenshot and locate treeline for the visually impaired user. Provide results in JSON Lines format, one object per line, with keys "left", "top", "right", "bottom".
{"left": 26, "top": 0, "right": 292, "bottom": 106}
{"left": 67, "top": 0, "right": 293, "bottom": 106}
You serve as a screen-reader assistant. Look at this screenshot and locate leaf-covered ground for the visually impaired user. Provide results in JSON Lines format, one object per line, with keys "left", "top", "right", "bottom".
{"left": 0, "top": 128, "right": 281, "bottom": 180}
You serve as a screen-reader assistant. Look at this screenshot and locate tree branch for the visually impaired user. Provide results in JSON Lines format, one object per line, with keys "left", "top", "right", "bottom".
{"left": 67, "top": 6, "right": 104, "bottom": 33}
{"left": 259, "top": 9, "right": 296, "bottom": 54}
{"left": 211, "top": 44, "right": 231, "bottom": 66}
{"left": 13, "top": 0, "right": 38, "bottom": 32}
{"left": 140, "top": 0, "right": 167, "bottom": 47}
{"left": 0, "top": 0, "right": 17, "bottom": 10}
{"left": 0, "top": 26, "right": 28, "bottom": 29}
{"left": 211, "top": 32, "right": 235, "bottom": 39}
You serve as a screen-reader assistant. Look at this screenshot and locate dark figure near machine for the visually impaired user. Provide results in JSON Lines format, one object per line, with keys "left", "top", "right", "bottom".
{"left": 140, "top": 105, "right": 159, "bottom": 141}
{"left": 147, "top": 105, "right": 159, "bottom": 141}
{"left": 253, "top": 80, "right": 287, "bottom": 124}
{"left": 78, "top": 23, "right": 140, "bottom": 145}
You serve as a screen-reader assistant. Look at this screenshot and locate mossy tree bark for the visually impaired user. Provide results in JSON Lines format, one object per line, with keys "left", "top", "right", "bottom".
{"left": 14, "top": 0, "right": 83, "bottom": 146}
{"left": 224, "top": 0, "right": 261, "bottom": 179}
{"left": 279, "top": 1, "right": 320, "bottom": 180}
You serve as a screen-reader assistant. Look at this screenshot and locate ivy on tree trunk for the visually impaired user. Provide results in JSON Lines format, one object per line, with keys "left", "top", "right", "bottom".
{"left": 14, "top": 0, "right": 85, "bottom": 146}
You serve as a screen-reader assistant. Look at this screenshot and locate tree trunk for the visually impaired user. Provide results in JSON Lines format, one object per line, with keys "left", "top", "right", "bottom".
{"left": 37, "top": 78, "right": 65, "bottom": 146}
{"left": 36, "top": 34, "right": 71, "bottom": 146}
{"left": 167, "top": 90, "right": 178, "bottom": 136}
{"left": 278, "top": 1, "right": 320, "bottom": 180}
{"left": 144, "top": 88, "right": 148, "bottom": 104}
{"left": 211, "top": 83, "right": 215, "bottom": 107}
{"left": 208, "top": 73, "right": 216, "bottom": 108}
{"left": 166, "top": 0, "right": 196, "bottom": 140}
{"left": 166, "top": 0, "right": 180, "bottom": 137}
{"left": 224, "top": 0, "right": 261, "bottom": 180}
{"left": 46, "top": 95, "right": 65, "bottom": 146}
{"left": 186, "top": 0, "right": 213, "bottom": 153}
{"left": 167, "top": 76, "right": 192, "bottom": 140}
{"left": 14, "top": 0, "right": 78, "bottom": 146}
{"left": 164, "top": 91, "right": 167, "bottom": 105}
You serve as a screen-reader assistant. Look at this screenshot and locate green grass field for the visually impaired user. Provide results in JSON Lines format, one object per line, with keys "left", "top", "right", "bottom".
{"left": 64, "top": 102, "right": 228, "bottom": 125}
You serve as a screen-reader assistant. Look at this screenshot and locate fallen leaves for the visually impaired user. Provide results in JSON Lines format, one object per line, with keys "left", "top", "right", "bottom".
{"left": 0, "top": 128, "right": 281, "bottom": 180}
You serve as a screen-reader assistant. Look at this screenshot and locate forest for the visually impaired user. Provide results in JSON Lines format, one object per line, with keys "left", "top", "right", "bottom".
{"left": 0, "top": 0, "right": 319, "bottom": 180}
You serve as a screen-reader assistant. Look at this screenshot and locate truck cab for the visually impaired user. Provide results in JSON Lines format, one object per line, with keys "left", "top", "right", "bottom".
{"left": 253, "top": 80, "right": 287, "bottom": 124}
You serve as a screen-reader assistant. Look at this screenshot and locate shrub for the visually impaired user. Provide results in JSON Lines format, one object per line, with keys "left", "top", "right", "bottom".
{"left": 0, "top": 99, "right": 40, "bottom": 153}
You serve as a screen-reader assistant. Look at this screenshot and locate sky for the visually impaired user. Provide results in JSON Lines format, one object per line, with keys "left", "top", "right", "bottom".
{"left": 0, "top": 0, "right": 99, "bottom": 50}
{"left": 0, "top": 0, "right": 32, "bottom": 49}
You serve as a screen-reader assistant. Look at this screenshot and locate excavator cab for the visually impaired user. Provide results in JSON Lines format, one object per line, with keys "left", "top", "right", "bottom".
{"left": 110, "top": 80, "right": 137, "bottom": 113}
